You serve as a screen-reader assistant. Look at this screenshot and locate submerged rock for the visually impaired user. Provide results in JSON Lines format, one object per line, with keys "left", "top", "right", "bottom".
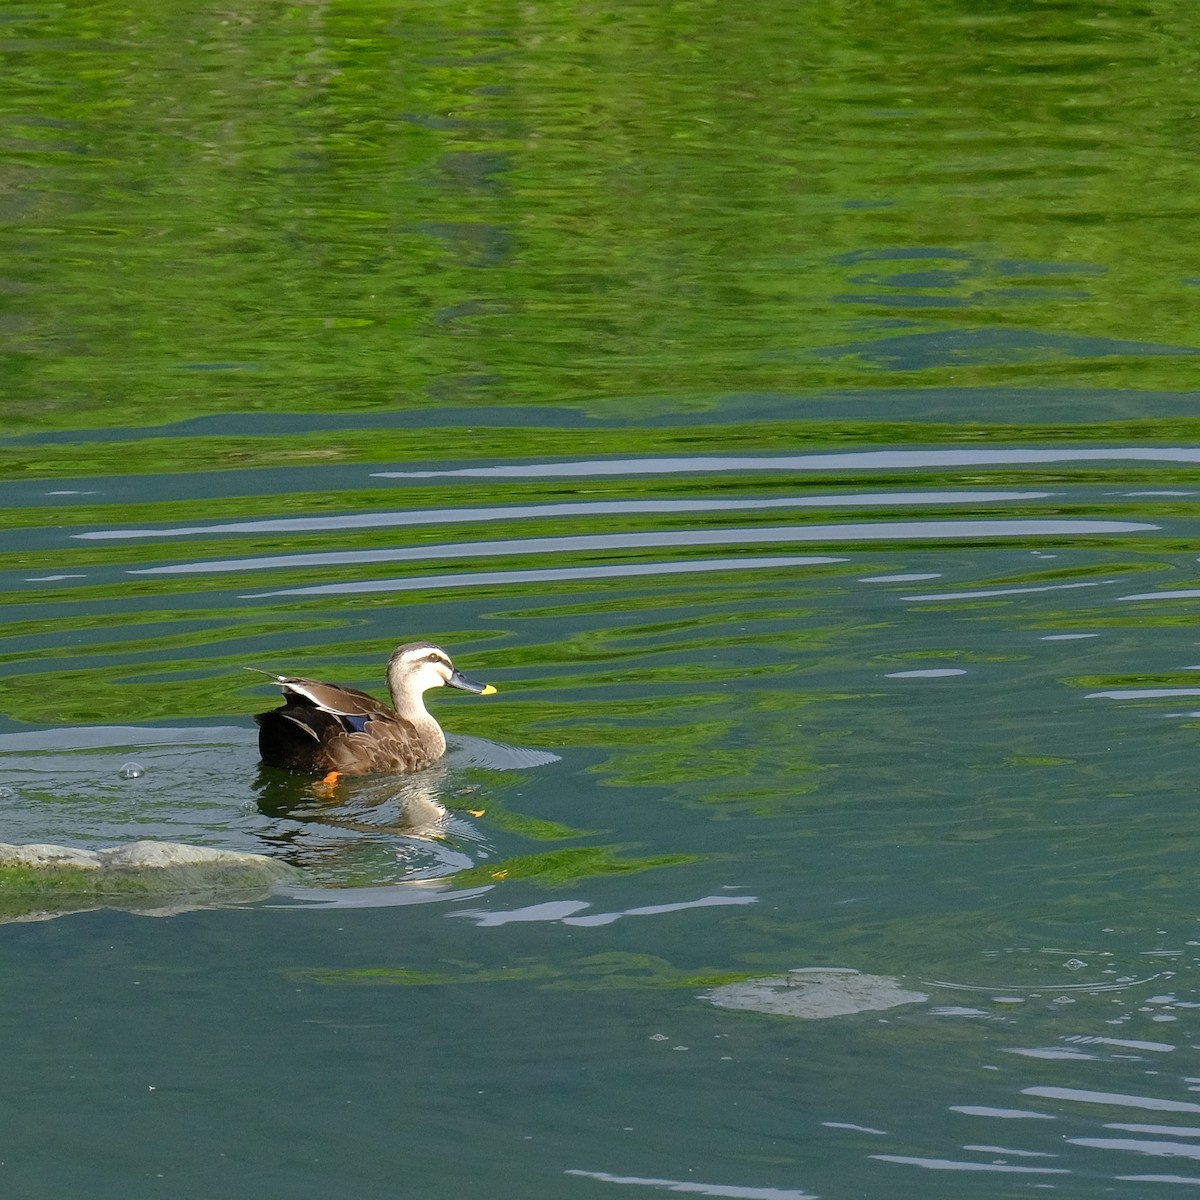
{"left": 0, "top": 839, "right": 298, "bottom": 922}
{"left": 704, "top": 968, "right": 927, "bottom": 1019}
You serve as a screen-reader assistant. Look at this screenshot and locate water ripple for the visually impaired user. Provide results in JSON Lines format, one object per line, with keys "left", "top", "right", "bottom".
{"left": 134, "top": 520, "right": 1154, "bottom": 577}
{"left": 375, "top": 446, "right": 1200, "bottom": 479}
{"left": 563, "top": 1171, "right": 816, "bottom": 1199}
{"left": 74, "top": 491, "right": 1051, "bottom": 542}
{"left": 242, "top": 555, "right": 842, "bottom": 598}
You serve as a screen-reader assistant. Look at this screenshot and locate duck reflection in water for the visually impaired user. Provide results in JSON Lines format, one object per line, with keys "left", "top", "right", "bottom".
{"left": 251, "top": 758, "right": 489, "bottom": 883}
{"left": 253, "top": 760, "right": 457, "bottom": 840}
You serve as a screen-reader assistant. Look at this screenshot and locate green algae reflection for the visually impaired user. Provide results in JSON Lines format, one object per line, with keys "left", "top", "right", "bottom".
{"left": 455, "top": 795, "right": 596, "bottom": 843}
{"left": 285, "top": 952, "right": 749, "bottom": 992}
{"left": 451, "top": 846, "right": 699, "bottom": 890}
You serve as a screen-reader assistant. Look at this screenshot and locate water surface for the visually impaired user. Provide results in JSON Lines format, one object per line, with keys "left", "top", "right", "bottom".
{"left": 3, "top": 2, "right": 1200, "bottom": 1197}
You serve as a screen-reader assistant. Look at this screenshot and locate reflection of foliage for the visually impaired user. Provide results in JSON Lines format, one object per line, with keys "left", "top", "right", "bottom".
{"left": 12, "top": 420, "right": 1200, "bottom": 479}
{"left": 451, "top": 846, "right": 699, "bottom": 889}
{"left": 284, "top": 952, "right": 751, "bottom": 991}
{"left": 5, "top": 1, "right": 1200, "bottom": 426}
{"left": 1065, "top": 671, "right": 1200, "bottom": 691}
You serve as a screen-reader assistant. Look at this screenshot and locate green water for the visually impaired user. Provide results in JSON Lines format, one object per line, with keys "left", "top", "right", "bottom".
{"left": 4, "top": 2, "right": 1200, "bottom": 1197}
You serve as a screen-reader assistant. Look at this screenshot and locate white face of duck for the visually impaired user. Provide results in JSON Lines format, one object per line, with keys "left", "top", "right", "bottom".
{"left": 388, "top": 643, "right": 496, "bottom": 698}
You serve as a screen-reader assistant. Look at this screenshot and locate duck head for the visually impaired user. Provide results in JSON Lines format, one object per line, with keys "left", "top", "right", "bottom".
{"left": 386, "top": 642, "right": 496, "bottom": 713}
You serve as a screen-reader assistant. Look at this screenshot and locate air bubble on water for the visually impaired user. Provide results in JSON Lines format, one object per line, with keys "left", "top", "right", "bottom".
{"left": 0, "top": 786, "right": 15, "bottom": 800}
{"left": 118, "top": 762, "right": 145, "bottom": 780}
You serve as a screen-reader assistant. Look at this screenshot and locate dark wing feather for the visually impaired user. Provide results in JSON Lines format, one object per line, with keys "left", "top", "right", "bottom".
{"left": 254, "top": 705, "right": 350, "bottom": 772}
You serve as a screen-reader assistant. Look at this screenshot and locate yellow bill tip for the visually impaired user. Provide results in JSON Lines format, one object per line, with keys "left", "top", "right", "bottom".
{"left": 481, "top": 684, "right": 498, "bottom": 696}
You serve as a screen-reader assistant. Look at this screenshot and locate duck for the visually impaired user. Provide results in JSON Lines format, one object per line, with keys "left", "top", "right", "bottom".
{"left": 251, "top": 641, "right": 496, "bottom": 780}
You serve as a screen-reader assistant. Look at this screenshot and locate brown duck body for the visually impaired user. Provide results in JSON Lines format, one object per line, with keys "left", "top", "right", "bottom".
{"left": 252, "top": 642, "right": 495, "bottom": 777}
